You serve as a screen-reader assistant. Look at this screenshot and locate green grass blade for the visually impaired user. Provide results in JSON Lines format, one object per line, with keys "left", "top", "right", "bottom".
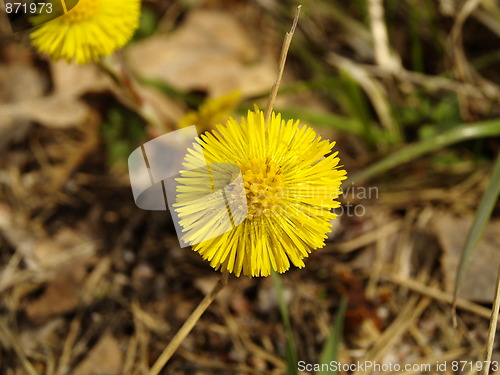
{"left": 275, "top": 107, "right": 365, "bottom": 136}
{"left": 339, "top": 70, "right": 377, "bottom": 146}
{"left": 318, "top": 296, "right": 348, "bottom": 375}
{"left": 350, "top": 119, "right": 500, "bottom": 184}
{"left": 453, "top": 153, "right": 500, "bottom": 300}
{"left": 409, "top": 3, "right": 424, "bottom": 73}
{"left": 272, "top": 271, "right": 298, "bottom": 375}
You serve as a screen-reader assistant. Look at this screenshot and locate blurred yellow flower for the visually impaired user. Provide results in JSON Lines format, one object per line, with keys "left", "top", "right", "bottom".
{"left": 30, "top": 0, "right": 141, "bottom": 64}
{"left": 178, "top": 90, "right": 241, "bottom": 133}
{"left": 174, "top": 109, "right": 347, "bottom": 277}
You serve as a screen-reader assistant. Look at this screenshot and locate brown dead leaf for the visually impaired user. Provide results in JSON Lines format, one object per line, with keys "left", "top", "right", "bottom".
{"left": 72, "top": 333, "right": 123, "bottom": 375}
{"left": 50, "top": 60, "right": 113, "bottom": 96}
{"left": 126, "top": 9, "right": 275, "bottom": 97}
{"left": 0, "top": 96, "right": 89, "bottom": 129}
{"left": 32, "top": 227, "right": 96, "bottom": 269}
{"left": 0, "top": 59, "right": 115, "bottom": 132}
{"left": 0, "top": 54, "right": 46, "bottom": 149}
{"left": 0, "top": 64, "right": 44, "bottom": 103}
{"left": 0, "top": 205, "right": 96, "bottom": 272}
{"left": 435, "top": 213, "right": 500, "bottom": 303}
{"left": 25, "top": 263, "right": 88, "bottom": 322}
{"left": 0, "top": 204, "right": 97, "bottom": 307}
{"left": 51, "top": 59, "right": 181, "bottom": 132}
{"left": 16, "top": 60, "right": 114, "bottom": 128}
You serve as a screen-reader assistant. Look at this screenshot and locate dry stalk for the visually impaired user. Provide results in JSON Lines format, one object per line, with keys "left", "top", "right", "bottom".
{"left": 388, "top": 274, "right": 492, "bottom": 319}
{"left": 264, "top": 5, "right": 301, "bottom": 125}
{"left": 367, "top": 0, "right": 400, "bottom": 70}
{"left": 148, "top": 272, "right": 229, "bottom": 375}
{"left": 481, "top": 263, "right": 500, "bottom": 375}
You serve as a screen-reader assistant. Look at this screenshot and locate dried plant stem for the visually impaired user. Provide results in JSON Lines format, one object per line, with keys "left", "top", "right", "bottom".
{"left": 387, "top": 274, "right": 491, "bottom": 319}
{"left": 99, "top": 54, "right": 165, "bottom": 131}
{"left": 264, "top": 5, "right": 301, "bottom": 125}
{"left": 481, "top": 262, "right": 500, "bottom": 375}
{"left": 0, "top": 318, "right": 38, "bottom": 375}
{"left": 148, "top": 272, "right": 229, "bottom": 375}
{"left": 367, "top": 0, "right": 399, "bottom": 70}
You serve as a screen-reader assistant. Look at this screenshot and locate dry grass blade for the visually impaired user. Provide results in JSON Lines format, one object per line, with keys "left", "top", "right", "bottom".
{"left": 352, "top": 296, "right": 428, "bottom": 375}
{"left": 264, "top": 5, "right": 301, "bottom": 125}
{"left": 0, "top": 318, "right": 38, "bottom": 375}
{"left": 328, "top": 53, "right": 402, "bottom": 143}
{"left": 362, "top": 64, "right": 496, "bottom": 99}
{"left": 148, "top": 272, "right": 229, "bottom": 375}
{"left": 330, "top": 220, "right": 401, "bottom": 253}
{"left": 56, "top": 314, "right": 82, "bottom": 375}
{"left": 238, "top": 328, "right": 287, "bottom": 369}
{"left": 367, "top": 0, "right": 400, "bottom": 70}
{"left": 481, "top": 263, "right": 500, "bottom": 375}
{"left": 387, "top": 275, "right": 492, "bottom": 319}
{"left": 473, "top": 7, "right": 500, "bottom": 39}
{"left": 177, "top": 348, "right": 264, "bottom": 374}
{"left": 450, "top": 0, "right": 481, "bottom": 84}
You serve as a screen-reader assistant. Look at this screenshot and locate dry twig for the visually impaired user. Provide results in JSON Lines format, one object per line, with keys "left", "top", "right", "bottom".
{"left": 264, "top": 5, "right": 301, "bottom": 125}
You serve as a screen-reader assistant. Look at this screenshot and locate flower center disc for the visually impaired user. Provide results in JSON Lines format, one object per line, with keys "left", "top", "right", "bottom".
{"left": 237, "top": 158, "right": 284, "bottom": 219}
{"left": 65, "top": 0, "right": 101, "bottom": 22}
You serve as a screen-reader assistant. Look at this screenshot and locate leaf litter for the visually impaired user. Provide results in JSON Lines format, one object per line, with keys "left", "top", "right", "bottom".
{"left": 0, "top": 1, "right": 499, "bottom": 374}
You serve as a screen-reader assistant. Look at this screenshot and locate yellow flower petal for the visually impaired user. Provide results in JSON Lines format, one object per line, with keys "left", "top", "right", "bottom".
{"left": 30, "top": 0, "right": 141, "bottom": 64}
{"left": 175, "top": 109, "right": 347, "bottom": 277}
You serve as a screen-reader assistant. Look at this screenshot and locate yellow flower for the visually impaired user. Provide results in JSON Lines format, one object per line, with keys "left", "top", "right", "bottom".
{"left": 174, "top": 109, "right": 347, "bottom": 277}
{"left": 178, "top": 90, "right": 241, "bottom": 133}
{"left": 30, "top": 0, "right": 141, "bottom": 64}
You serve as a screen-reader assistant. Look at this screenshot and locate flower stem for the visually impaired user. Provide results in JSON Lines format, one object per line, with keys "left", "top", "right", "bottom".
{"left": 148, "top": 272, "right": 229, "bottom": 375}
{"left": 264, "top": 5, "right": 301, "bottom": 125}
{"left": 99, "top": 53, "right": 166, "bottom": 132}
